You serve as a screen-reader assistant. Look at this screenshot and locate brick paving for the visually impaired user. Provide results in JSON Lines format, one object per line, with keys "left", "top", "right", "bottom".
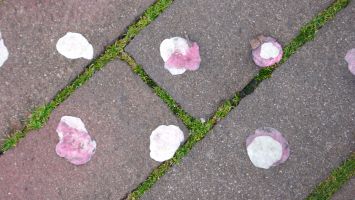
{"left": 0, "top": 0, "right": 353, "bottom": 199}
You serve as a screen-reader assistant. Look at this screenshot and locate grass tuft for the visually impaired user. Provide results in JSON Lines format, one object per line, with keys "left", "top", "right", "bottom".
{"left": 1, "top": 131, "right": 26, "bottom": 152}
{"left": 280, "top": 0, "right": 350, "bottom": 63}
{"left": 306, "top": 153, "right": 355, "bottom": 200}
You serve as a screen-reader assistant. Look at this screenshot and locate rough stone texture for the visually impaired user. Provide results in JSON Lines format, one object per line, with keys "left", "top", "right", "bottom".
{"left": 332, "top": 178, "right": 355, "bottom": 200}
{"left": 0, "top": 0, "right": 155, "bottom": 141}
{"left": 142, "top": 3, "right": 355, "bottom": 200}
{"left": 126, "top": 0, "right": 332, "bottom": 119}
{"left": 0, "top": 60, "right": 187, "bottom": 200}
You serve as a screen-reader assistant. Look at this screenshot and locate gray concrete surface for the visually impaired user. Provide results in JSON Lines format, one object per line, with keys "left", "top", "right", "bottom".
{"left": 0, "top": 60, "right": 186, "bottom": 200}
{"left": 126, "top": 0, "right": 332, "bottom": 119}
{"left": 141, "top": 3, "right": 355, "bottom": 199}
{"left": 0, "top": 0, "right": 155, "bottom": 142}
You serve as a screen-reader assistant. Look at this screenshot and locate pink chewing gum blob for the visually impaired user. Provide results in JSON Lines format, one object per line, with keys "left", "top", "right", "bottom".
{"left": 251, "top": 36, "right": 283, "bottom": 68}
{"left": 55, "top": 116, "right": 96, "bottom": 165}
{"left": 345, "top": 48, "right": 355, "bottom": 75}
{"left": 165, "top": 42, "right": 201, "bottom": 71}
{"left": 246, "top": 127, "right": 290, "bottom": 167}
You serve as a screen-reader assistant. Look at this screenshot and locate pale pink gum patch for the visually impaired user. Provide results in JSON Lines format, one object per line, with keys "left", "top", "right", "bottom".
{"left": 165, "top": 42, "right": 201, "bottom": 71}
{"left": 246, "top": 127, "right": 290, "bottom": 166}
{"left": 55, "top": 116, "right": 96, "bottom": 165}
{"left": 345, "top": 48, "right": 355, "bottom": 75}
{"left": 252, "top": 37, "right": 283, "bottom": 68}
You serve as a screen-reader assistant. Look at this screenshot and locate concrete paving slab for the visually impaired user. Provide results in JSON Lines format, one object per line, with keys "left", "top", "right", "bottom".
{"left": 126, "top": 0, "right": 332, "bottom": 119}
{"left": 0, "top": 60, "right": 186, "bottom": 200}
{"left": 0, "top": 0, "right": 155, "bottom": 141}
{"left": 141, "top": 3, "right": 355, "bottom": 200}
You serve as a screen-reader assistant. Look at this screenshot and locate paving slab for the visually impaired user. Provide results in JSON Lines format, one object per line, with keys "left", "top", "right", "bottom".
{"left": 0, "top": 0, "right": 155, "bottom": 141}
{"left": 0, "top": 60, "right": 187, "bottom": 200}
{"left": 126, "top": 0, "right": 332, "bottom": 119}
{"left": 332, "top": 178, "right": 355, "bottom": 200}
{"left": 142, "top": 3, "right": 355, "bottom": 200}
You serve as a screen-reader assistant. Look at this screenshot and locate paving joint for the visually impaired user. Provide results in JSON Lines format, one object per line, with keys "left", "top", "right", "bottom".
{"left": 306, "top": 153, "right": 355, "bottom": 200}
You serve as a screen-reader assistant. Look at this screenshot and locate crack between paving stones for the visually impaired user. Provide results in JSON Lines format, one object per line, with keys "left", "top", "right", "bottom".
{"left": 306, "top": 152, "right": 355, "bottom": 200}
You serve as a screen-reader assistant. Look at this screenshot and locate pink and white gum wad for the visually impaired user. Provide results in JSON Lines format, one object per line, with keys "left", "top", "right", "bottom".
{"left": 55, "top": 116, "right": 96, "bottom": 165}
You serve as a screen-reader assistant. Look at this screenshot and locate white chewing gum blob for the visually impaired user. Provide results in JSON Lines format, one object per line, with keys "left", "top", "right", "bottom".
{"left": 56, "top": 32, "right": 94, "bottom": 60}
{"left": 247, "top": 136, "right": 283, "bottom": 169}
{"left": 260, "top": 42, "right": 280, "bottom": 59}
{"left": 0, "top": 32, "right": 9, "bottom": 67}
{"left": 149, "top": 125, "right": 184, "bottom": 162}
